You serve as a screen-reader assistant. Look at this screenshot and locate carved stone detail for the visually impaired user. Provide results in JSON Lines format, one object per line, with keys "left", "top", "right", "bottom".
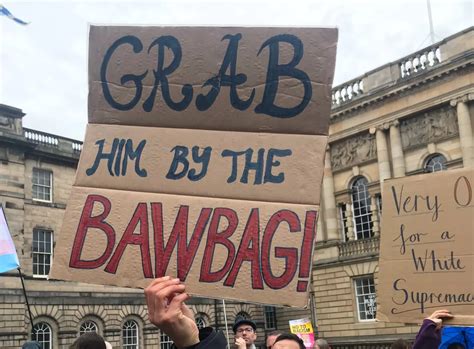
{"left": 330, "top": 133, "right": 376, "bottom": 171}
{"left": 400, "top": 106, "right": 458, "bottom": 149}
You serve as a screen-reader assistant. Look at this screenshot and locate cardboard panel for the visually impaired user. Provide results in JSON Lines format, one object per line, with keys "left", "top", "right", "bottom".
{"left": 49, "top": 186, "right": 319, "bottom": 307}
{"left": 75, "top": 124, "right": 327, "bottom": 205}
{"left": 377, "top": 168, "right": 474, "bottom": 325}
{"left": 88, "top": 26, "right": 338, "bottom": 135}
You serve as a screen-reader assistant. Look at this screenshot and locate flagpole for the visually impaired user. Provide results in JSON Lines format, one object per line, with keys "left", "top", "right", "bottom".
{"left": 18, "top": 268, "right": 34, "bottom": 331}
{"left": 222, "top": 299, "right": 231, "bottom": 349}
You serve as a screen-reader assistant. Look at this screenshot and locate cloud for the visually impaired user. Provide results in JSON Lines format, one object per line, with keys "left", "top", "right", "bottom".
{"left": 1, "top": 0, "right": 472, "bottom": 140}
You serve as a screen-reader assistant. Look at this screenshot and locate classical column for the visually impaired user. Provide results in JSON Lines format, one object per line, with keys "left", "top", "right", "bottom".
{"left": 451, "top": 95, "right": 474, "bottom": 167}
{"left": 389, "top": 120, "right": 406, "bottom": 177}
{"left": 322, "top": 148, "right": 340, "bottom": 241}
{"left": 370, "top": 126, "right": 391, "bottom": 184}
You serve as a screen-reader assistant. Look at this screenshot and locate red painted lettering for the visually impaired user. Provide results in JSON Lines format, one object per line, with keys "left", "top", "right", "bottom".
{"left": 104, "top": 203, "right": 152, "bottom": 277}
{"left": 261, "top": 210, "right": 299, "bottom": 289}
{"left": 224, "top": 208, "right": 263, "bottom": 289}
{"left": 69, "top": 195, "right": 115, "bottom": 269}
{"left": 152, "top": 204, "right": 212, "bottom": 280}
{"left": 200, "top": 208, "right": 238, "bottom": 283}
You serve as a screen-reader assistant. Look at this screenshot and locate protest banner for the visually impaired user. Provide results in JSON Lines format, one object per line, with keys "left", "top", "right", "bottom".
{"left": 75, "top": 124, "right": 327, "bottom": 205}
{"left": 88, "top": 26, "right": 337, "bottom": 136}
{"left": 50, "top": 26, "right": 338, "bottom": 307}
{"left": 289, "top": 318, "right": 315, "bottom": 348}
{"left": 377, "top": 168, "right": 474, "bottom": 325}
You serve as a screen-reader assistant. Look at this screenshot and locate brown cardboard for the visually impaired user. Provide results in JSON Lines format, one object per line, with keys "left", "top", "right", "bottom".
{"left": 88, "top": 26, "right": 338, "bottom": 135}
{"left": 377, "top": 168, "right": 474, "bottom": 325}
{"left": 50, "top": 186, "right": 319, "bottom": 308}
{"left": 75, "top": 124, "right": 327, "bottom": 205}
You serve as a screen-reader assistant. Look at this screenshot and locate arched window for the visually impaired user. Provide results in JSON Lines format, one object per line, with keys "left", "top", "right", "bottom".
{"left": 160, "top": 332, "right": 173, "bottom": 349}
{"left": 122, "top": 320, "right": 139, "bottom": 349}
{"left": 424, "top": 154, "right": 447, "bottom": 173}
{"left": 195, "top": 315, "right": 206, "bottom": 329}
{"left": 351, "top": 177, "right": 373, "bottom": 240}
{"left": 80, "top": 320, "right": 98, "bottom": 335}
{"left": 32, "top": 322, "right": 53, "bottom": 349}
{"left": 235, "top": 311, "right": 251, "bottom": 320}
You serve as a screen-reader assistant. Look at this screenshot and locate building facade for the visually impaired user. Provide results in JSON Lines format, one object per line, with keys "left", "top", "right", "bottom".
{"left": 307, "top": 27, "right": 473, "bottom": 348}
{"left": 0, "top": 27, "right": 472, "bottom": 349}
{"left": 0, "top": 105, "right": 279, "bottom": 348}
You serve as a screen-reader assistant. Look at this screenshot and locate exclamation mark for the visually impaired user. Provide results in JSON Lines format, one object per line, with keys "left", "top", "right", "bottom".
{"left": 297, "top": 210, "right": 317, "bottom": 292}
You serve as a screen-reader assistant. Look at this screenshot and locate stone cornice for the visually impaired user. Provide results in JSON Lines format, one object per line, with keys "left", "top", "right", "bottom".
{"left": 330, "top": 55, "right": 473, "bottom": 122}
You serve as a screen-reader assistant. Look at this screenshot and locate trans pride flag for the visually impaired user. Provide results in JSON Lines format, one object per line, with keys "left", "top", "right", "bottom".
{"left": 0, "top": 206, "right": 20, "bottom": 273}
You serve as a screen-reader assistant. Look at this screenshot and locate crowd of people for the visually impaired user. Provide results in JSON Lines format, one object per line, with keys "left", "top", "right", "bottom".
{"left": 21, "top": 276, "right": 466, "bottom": 349}
{"left": 143, "top": 276, "right": 466, "bottom": 349}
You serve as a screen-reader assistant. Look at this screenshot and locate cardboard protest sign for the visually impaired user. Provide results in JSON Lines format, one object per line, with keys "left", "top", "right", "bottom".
{"left": 88, "top": 26, "right": 337, "bottom": 135}
{"left": 377, "top": 168, "right": 474, "bottom": 325}
{"left": 75, "top": 124, "right": 327, "bottom": 205}
{"left": 50, "top": 25, "right": 338, "bottom": 307}
{"left": 289, "top": 318, "right": 315, "bottom": 348}
{"left": 51, "top": 186, "right": 318, "bottom": 307}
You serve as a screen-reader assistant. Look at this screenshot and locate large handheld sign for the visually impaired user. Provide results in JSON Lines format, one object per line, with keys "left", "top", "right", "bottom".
{"left": 377, "top": 168, "right": 474, "bottom": 324}
{"left": 50, "top": 26, "right": 338, "bottom": 307}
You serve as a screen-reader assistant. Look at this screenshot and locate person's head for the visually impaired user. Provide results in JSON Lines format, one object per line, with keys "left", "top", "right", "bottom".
{"left": 266, "top": 330, "right": 284, "bottom": 348}
{"left": 70, "top": 332, "right": 106, "bottom": 349}
{"left": 272, "top": 333, "right": 305, "bottom": 349}
{"left": 314, "top": 338, "right": 330, "bottom": 349}
{"left": 233, "top": 317, "right": 257, "bottom": 346}
{"left": 22, "top": 342, "right": 42, "bottom": 349}
{"left": 447, "top": 343, "right": 465, "bottom": 349}
{"left": 391, "top": 339, "right": 411, "bottom": 349}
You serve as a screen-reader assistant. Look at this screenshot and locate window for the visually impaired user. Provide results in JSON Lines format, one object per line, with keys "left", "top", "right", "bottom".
{"left": 375, "top": 194, "right": 382, "bottom": 223}
{"left": 338, "top": 203, "right": 349, "bottom": 241}
{"left": 264, "top": 306, "right": 277, "bottom": 329}
{"left": 354, "top": 277, "right": 377, "bottom": 321}
{"left": 122, "top": 320, "right": 139, "bottom": 349}
{"left": 351, "top": 177, "right": 373, "bottom": 240}
{"left": 80, "top": 320, "right": 98, "bottom": 334}
{"left": 32, "top": 322, "right": 52, "bottom": 349}
{"left": 235, "top": 311, "right": 251, "bottom": 321}
{"left": 160, "top": 332, "right": 173, "bottom": 349}
{"left": 195, "top": 315, "right": 206, "bottom": 329}
{"left": 424, "top": 154, "right": 447, "bottom": 173}
{"left": 32, "top": 168, "right": 52, "bottom": 202}
{"left": 32, "top": 229, "right": 53, "bottom": 278}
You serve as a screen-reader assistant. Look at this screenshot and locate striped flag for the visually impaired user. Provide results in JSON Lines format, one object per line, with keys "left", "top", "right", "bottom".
{"left": 0, "top": 4, "right": 29, "bottom": 25}
{"left": 0, "top": 205, "right": 20, "bottom": 273}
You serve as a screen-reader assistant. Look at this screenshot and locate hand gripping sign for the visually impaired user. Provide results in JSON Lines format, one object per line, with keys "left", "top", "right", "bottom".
{"left": 50, "top": 26, "right": 338, "bottom": 307}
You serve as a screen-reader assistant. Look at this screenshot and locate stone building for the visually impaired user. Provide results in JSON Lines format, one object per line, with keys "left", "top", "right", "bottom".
{"left": 0, "top": 105, "right": 279, "bottom": 348}
{"left": 300, "top": 27, "right": 472, "bottom": 348}
{"left": 1, "top": 26, "right": 473, "bottom": 349}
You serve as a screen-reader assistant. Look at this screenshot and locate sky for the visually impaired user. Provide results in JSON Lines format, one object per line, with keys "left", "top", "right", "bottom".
{"left": 0, "top": 0, "right": 472, "bottom": 141}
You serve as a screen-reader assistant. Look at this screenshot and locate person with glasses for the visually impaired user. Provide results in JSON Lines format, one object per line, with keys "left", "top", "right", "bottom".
{"left": 233, "top": 317, "right": 257, "bottom": 349}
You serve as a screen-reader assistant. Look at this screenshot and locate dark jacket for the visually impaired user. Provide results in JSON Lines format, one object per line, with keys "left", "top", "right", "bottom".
{"left": 174, "top": 327, "right": 227, "bottom": 349}
{"left": 412, "top": 319, "right": 441, "bottom": 349}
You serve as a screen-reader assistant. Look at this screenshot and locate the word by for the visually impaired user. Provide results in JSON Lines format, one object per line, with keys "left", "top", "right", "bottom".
{"left": 86, "top": 139, "right": 293, "bottom": 185}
